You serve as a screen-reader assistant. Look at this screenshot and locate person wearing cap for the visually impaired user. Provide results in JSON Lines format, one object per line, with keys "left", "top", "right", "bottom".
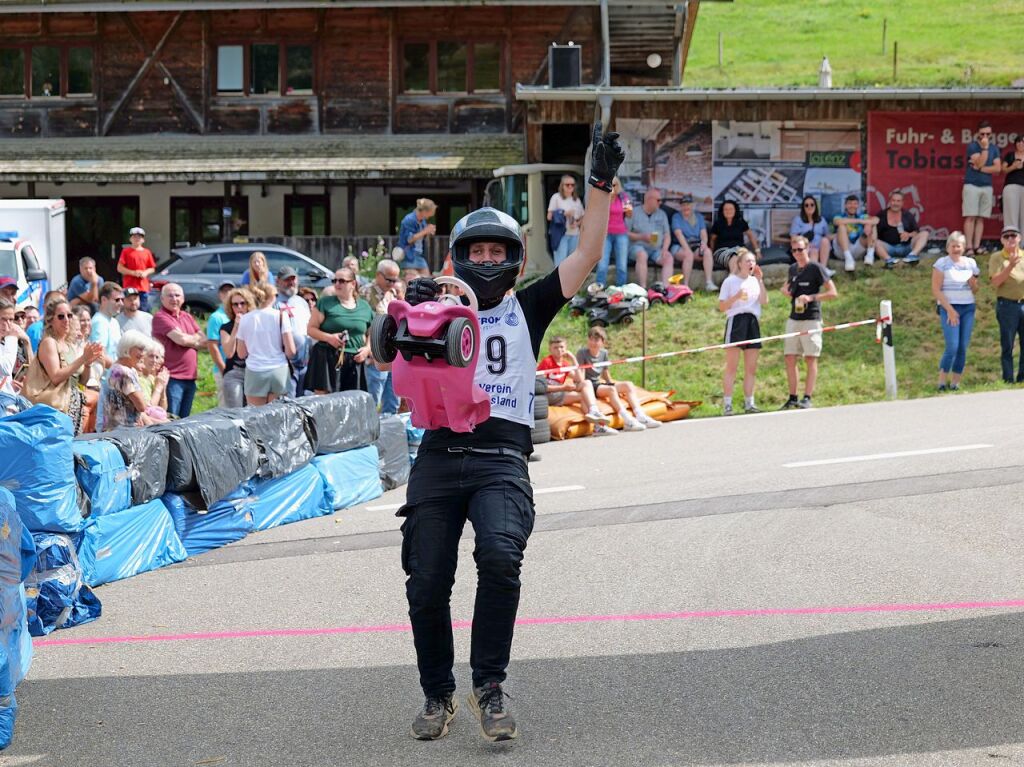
{"left": 0, "top": 277, "right": 17, "bottom": 305}
{"left": 117, "top": 227, "right": 156, "bottom": 311}
{"left": 275, "top": 266, "right": 310, "bottom": 397}
{"left": 117, "top": 287, "right": 153, "bottom": 336}
{"left": 670, "top": 194, "right": 717, "bottom": 291}
{"left": 989, "top": 224, "right": 1024, "bottom": 383}
{"left": 206, "top": 281, "right": 235, "bottom": 404}
{"left": 67, "top": 257, "right": 104, "bottom": 311}
{"left": 360, "top": 259, "right": 401, "bottom": 413}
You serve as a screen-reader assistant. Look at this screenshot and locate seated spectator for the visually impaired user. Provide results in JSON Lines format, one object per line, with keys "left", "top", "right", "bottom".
{"left": 23, "top": 299, "right": 103, "bottom": 435}
{"left": 138, "top": 340, "right": 170, "bottom": 414}
{"left": 27, "top": 289, "right": 64, "bottom": 354}
{"left": 710, "top": 200, "right": 761, "bottom": 272}
{"left": 102, "top": 330, "right": 162, "bottom": 430}
{"left": 670, "top": 194, "right": 716, "bottom": 291}
{"left": 0, "top": 277, "right": 17, "bottom": 305}
{"left": 67, "top": 257, "right": 104, "bottom": 310}
{"left": 537, "top": 336, "right": 613, "bottom": 433}
{"left": 628, "top": 189, "right": 672, "bottom": 288}
{"left": 596, "top": 177, "right": 632, "bottom": 287}
{"left": 219, "top": 287, "right": 253, "bottom": 409}
{"left": 718, "top": 248, "right": 767, "bottom": 415}
{"left": 576, "top": 326, "right": 660, "bottom": 432}
{"left": 832, "top": 194, "right": 878, "bottom": 272}
{"left": 235, "top": 282, "right": 295, "bottom": 406}
{"left": 876, "top": 190, "right": 929, "bottom": 268}
{"left": 790, "top": 196, "right": 833, "bottom": 276}
{"left": 117, "top": 287, "right": 154, "bottom": 336}
{"left": 240, "top": 251, "right": 270, "bottom": 286}
{"left": 931, "top": 231, "right": 979, "bottom": 392}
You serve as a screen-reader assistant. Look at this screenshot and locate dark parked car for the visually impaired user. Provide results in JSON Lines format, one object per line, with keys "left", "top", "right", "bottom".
{"left": 150, "top": 243, "right": 334, "bottom": 313}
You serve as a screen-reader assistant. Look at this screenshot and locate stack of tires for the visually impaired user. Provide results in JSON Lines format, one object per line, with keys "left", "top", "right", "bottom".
{"left": 532, "top": 377, "right": 550, "bottom": 445}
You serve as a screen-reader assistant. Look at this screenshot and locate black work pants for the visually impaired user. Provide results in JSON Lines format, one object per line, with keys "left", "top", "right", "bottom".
{"left": 399, "top": 448, "right": 536, "bottom": 697}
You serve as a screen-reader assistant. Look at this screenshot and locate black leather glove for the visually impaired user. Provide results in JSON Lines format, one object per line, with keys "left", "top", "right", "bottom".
{"left": 588, "top": 122, "right": 626, "bottom": 193}
{"left": 405, "top": 277, "right": 441, "bottom": 306}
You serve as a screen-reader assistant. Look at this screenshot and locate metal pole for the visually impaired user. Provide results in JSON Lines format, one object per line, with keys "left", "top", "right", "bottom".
{"left": 892, "top": 40, "right": 898, "bottom": 82}
{"left": 880, "top": 299, "right": 897, "bottom": 400}
{"left": 718, "top": 32, "right": 723, "bottom": 68}
{"left": 641, "top": 305, "right": 648, "bottom": 389}
{"left": 600, "top": 0, "right": 611, "bottom": 86}
{"left": 881, "top": 18, "right": 887, "bottom": 54}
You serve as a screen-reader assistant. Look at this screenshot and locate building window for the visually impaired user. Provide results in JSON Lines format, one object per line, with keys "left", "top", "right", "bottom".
{"left": 285, "top": 195, "right": 329, "bottom": 236}
{"left": 401, "top": 41, "right": 502, "bottom": 94}
{"left": 215, "top": 43, "right": 315, "bottom": 95}
{"left": 0, "top": 45, "right": 94, "bottom": 98}
{"left": 171, "top": 197, "right": 250, "bottom": 246}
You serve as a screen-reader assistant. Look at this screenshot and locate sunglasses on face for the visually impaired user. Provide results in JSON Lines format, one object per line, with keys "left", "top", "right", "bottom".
{"left": 383, "top": 277, "right": 398, "bottom": 284}
{"left": 54, "top": 313, "right": 71, "bottom": 320}
{"left": 792, "top": 247, "right": 807, "bottom": 252}
{"left": 1003, "top": 233, "right": 1020, "bottom": 239}
{"left": 231, "top": 301, "right": 247, "bottom": 307}
{"left": 803, "top": 203, "right": 816, "bottom": 208}
{"left": 564, "top": 183, "right": 575, "bottom": 188}
{"left": 333, "top": 278, "right": 354, "bottom": 284}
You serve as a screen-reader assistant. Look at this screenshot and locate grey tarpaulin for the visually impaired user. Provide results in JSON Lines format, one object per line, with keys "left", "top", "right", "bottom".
{"left": 77, "top": 428, "right": 169, "bottom": 506}
{"left": 208, "top": 401, "right": 315, "bottom": 479}
{"left": 152, "top": 414, "right": 260, "bottom": 507}
{"left": 375, "top": 415, "right": 410, "bottom": 491}
{"left": 296, "top": 392, "right": 379, "bottom": 454}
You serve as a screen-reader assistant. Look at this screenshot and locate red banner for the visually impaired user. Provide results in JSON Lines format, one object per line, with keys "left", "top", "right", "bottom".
{"left": 867, "top": 111, "right": 1024, "bottom": 239}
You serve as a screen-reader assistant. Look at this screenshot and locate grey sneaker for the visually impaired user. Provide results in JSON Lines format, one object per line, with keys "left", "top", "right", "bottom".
{"left": 780, "top": 398, "right": 799, "bottom": 410}
{"left": 411, "top": 693, "right": 458, "bottom": 740}
{"left": 743, "top": 404, "right": 762, "bottom": 414}
{"left": 468, "top": 682, "right": 518, "bottom": 742}
{"left": 592, "top": 423, "right": 619, "bottom": 436}
{"left": 723, "top": 403, "right": 734, "bottom": 416}
{"left": 798, "top": 395, "right": 813, "bottom": 409}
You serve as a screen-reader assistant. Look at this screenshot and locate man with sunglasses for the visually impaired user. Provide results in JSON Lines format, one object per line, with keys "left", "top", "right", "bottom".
{"left": 989, "top": 224, "right": 1024, "bottom": 383}
{"left": 89, "top": 282, "right": 124, "bottom": 429}
{"left": 964, "top": 121, "right": 1002, "bottom": 256}
{"left": 360, "top": 258, "right": 401, "bottom": 413}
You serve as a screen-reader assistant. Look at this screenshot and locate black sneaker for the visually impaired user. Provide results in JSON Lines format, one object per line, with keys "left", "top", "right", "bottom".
{"left": 467, "top": 682, "right": 518, "bottom": 742}
{"left": 411, "top": 693, "right": 458, "bottom": 740}
{"left": 798, "top": 396, "right": 813, "bottom": 409}
{"left": 780, "top": 398, "right": 799, "bottom": 410}
{"left": 937, "top": 384, "right": 947, "bottom": 392}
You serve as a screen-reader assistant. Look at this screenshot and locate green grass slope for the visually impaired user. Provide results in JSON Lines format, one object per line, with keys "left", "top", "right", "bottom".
{"left": 685, "top": 0, "right": 1024, "bottom": 88}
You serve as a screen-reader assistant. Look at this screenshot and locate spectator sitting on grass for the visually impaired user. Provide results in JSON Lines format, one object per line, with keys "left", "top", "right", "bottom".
{"left": 710, "top": 199, "right": 761, "bottom": 272}
{"left": 138, "top": 339, "right": 169, "bottom": 413}
{"left": 537, "top": 336, "right": 613, "bottom": 433}
{"left": 628, "top": 189, "right": 672, "bottom": 288}
{"left": 876, "top": 190, "right": 928, "bottom": 269}
{"left": 790, "top": 196, "right": 833, "bottom": 276}
{"left": 671, "top": 194, "right": 717, "bottom": 291}
{"left": 576, "top": 325, "right": 660, "bottom": 432}
{"left": 832, "top": 194, "right": 878, "bottom": 272}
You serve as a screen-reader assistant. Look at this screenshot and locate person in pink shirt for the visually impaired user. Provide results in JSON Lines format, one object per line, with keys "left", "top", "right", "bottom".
{"left": 151, "top": 283, "right": 205, "bottom": 417}
{"left": 595, "top": 177, "right": 633, "bottom": 286}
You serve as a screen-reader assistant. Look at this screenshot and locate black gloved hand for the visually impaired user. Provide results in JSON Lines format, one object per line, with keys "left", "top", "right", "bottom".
{"left": 405, "top": 277, "right": 441, "bottom": 306}
{"left": 588, "top": 122, "right": 626, "bottom": 193}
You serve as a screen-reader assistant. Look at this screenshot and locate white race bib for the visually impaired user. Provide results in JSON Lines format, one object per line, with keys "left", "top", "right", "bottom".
{"left": 474, "top": 295, "right": 535, "bottom": 427}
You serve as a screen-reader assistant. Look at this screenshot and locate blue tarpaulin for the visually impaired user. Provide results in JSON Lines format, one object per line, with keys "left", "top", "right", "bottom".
{"left": 0, "top": 486, "right": 33, "bottom": 750}
{"left": 161, "top": 485, "right": 256, "bottom": 557}
{"left": 73, "top": 439, "right": 132, "bottom": 518}
{"left": 249, "top": 464, "right": 331, "bottom": 532}
{"left": 312, "top": 447, "right": 383, "bottom": 511}
{"left": 0, "top": 406, "right": 88, "bottom": 533}
{"left": 77, "top": 499, "right": 187, "bottom": 587}
{"left": 25, "top": 533, "right": 101, "bottom": 637}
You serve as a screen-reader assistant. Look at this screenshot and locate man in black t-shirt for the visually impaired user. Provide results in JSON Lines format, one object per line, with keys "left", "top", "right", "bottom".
{"left": 875, "top": 190, "right": 929, "bottom": 267}
{"left": 780, "top": 235, "right": 837, "bottom": 409}
{"left": 396, "top": 125, "right": 624, "bottom": 743}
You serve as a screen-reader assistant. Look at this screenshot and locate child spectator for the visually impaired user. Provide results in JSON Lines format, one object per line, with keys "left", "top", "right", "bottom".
{"left": 537, "top": 336, "right": 613, "bottom": 434}
{"left": 718, "top": 248, "right": 768, "bottom": 415}
{"left": 117, "top": 227, "right": 156, "bottom": 311}
{"left": 576, "top": 326, "right": 660, "bottom": 432}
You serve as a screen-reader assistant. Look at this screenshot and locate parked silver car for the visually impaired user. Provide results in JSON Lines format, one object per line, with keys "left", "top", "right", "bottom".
{"left": 150, "top": 243, "right": 333, "bottom": 313}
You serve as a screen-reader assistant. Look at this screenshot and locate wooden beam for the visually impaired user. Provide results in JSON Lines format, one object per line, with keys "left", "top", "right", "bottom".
{"left": 100, "top": 11, "right": 185, "bottom": 136}
{"left": 677, "top": 0, "right": 701, "bottom": 85}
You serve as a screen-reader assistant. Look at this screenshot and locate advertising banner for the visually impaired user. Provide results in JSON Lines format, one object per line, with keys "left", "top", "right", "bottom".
{"left": 867, "top": 111, "right": 1024, "bottom": 239}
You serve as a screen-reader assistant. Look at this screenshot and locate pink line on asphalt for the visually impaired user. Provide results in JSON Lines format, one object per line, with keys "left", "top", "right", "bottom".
{"left": 33, "top": 599, "right": 1024, "bottom": 647}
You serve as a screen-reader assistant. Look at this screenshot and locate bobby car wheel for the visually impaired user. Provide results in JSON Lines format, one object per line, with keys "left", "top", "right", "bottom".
{"left": 444, "top": 317, "right": 476, "bottom": 367}
{"left": 369, "top": 313, "right": 398, "bottom": 364}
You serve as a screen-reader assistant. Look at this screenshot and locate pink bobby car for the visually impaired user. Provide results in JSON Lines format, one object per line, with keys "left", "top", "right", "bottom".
{"left": 386, "top": 277, "right": 490, "bottom": 433}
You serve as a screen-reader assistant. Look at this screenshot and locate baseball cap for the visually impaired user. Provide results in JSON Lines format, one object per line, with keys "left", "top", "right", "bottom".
{"left": 218, "top": 280, "right": 235, "bottom": 290}
{"left": 1002, "top": 224, "right": 1021, "bottom": 236}
{"left": 0, "top": 276, "right": 16, "bottom": 290}
{"left": 680, "top": 194, "right": 694, "bottom": 203}
{"left": 123, "top": 287, "right": 140, "bottom": 296}
{"left": 277, "top": 265, "right": 298, "bottom": 280}
{"left": 129, "top": 226, "right": 146, "bottom": 236}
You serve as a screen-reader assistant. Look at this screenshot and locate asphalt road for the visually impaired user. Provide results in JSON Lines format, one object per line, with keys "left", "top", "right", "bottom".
{"left": 6, "top": 389, "right": 1024, "bottom": 767}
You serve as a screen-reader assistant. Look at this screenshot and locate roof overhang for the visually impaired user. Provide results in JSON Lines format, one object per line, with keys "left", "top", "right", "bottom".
{"left": 517, "top": 85, "right": 1024, "bottom": 102}
{"left": 0, "top": 134, "right": 525, "bottom": 183}
{"left": 0, "top": 0, "right": 676, "bottom": 12}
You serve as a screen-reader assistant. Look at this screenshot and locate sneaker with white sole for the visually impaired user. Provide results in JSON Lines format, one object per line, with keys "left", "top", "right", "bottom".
{"left": 467, "top": 682, "right": 518, "bottom": 742}
{"left": 864, "top": 251, "right": 875, "bottom": 266}
{"left": 592, "top": 423, "right": 619, "bottom": 436}
{"left": 637, "top": 415, "right": 661, "bottom": 429}
{"left": 844, "top": 253, "right": 856, "bottom": 272}
{"left": 584, "top": 408, "right": 612, "bottom": 425}
{"left": 824, "top": 267, "right": 836, "bottom": 278}
{"left": 411, "top": 693, "right": 458, "bottom": 740}
{"left": 723, "top": 403, "right": 734, "bottom": 416}
{"left": 622, "top": 416, "right": 646, "bottom": 432}
{"left": 705, "top": 280, "right": 719, "bottom": 292}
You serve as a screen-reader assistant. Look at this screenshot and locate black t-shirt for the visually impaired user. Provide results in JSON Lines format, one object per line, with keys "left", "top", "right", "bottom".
{"left": 419, "top": 267, "right": 569, "bottom": 455}
{"left": 710, "top": 215, "right": 749, "bottom": 250}
{"left": 221, "top": 319, "right": 246, "bottom": 373}
{"left": 786, "top": 261, "right": 830, "bottom": 321}
{"left": 876, "top": 209, "right": 919, "bottom": 246}
{"left": 1004, "top": 151, "right": 1024, "bottom": 187}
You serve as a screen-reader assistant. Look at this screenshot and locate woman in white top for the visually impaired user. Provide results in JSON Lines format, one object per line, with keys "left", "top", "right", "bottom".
{"left": 931, "top": 231, "right": 979, "bottom": 391}
{"left": 547, "top": 174, "right": 585, "bottom": 267}
{"left": 235, "top": 282, "right": 296, "bottom": 406}
{"left": 718, "top": 248, "right": 768, "bottom": 415}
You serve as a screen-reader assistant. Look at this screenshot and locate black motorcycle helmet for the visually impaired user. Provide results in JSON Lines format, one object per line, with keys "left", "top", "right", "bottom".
{"left": 449, "top": 208, "right": 525, "bottom": 309}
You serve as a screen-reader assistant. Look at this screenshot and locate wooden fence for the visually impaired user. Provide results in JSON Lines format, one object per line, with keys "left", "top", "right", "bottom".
{"left": 261, "top": 235, "right": 449, "bottom": 273}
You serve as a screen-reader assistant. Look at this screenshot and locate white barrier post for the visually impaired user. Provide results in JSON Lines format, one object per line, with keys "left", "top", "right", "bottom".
{"left": 880, "top": 299, "right": 897, "bottom": 400}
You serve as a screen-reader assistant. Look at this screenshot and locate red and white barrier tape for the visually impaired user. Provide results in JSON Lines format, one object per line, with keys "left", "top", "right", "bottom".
{"left": 537, "top": 316, "right": 892, "bottom": 377}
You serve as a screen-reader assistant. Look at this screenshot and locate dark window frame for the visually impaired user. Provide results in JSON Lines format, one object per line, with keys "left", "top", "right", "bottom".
{"left": 0, "top": 42, "right": 96, "bottom": 99}
{"left": 212, "top": 40, "right": 316, "bottom": 96}
{"left": 170, "top": 196, "right": 251, "bottom": 247}
{"left": 284, "top": 194, "right": 330, "bottom": 236}
{"left": 399, "top": 39, "right": 503, "bottom": 95}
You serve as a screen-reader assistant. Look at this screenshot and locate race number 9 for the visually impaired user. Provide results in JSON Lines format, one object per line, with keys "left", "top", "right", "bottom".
{"left": 486, "top": 336, "right": 507, "bottom": 375}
